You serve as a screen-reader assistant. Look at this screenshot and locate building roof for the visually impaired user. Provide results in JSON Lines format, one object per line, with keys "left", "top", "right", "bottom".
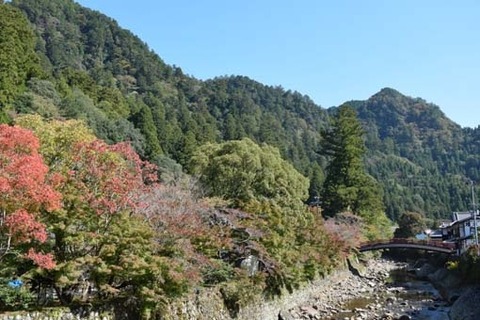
{"left": 440, "top": 211, "right": 478, "bottom": 229}
{"left": 452, "top": 211, "right": 474, "bottom": 222}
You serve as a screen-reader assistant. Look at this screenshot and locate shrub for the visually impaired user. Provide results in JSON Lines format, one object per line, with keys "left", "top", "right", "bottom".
{"left": 0, "top": 278, "right": 34, "bottom": 311}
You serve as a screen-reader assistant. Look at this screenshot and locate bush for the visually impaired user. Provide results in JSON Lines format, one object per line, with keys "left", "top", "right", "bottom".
{"left": 202, "top": 263, "right": 235, "bottom": 286}
{"left": 0, "top": 278, "right": 34, "bottom": 311}
{"left": 445, "top": 260, "right": 459, "bottom": 271}
{"left": 458, "top": 245, "right": 480, "bottom": 283}
{"left": 219, "top": 272, "right": 264, "bottom": 318}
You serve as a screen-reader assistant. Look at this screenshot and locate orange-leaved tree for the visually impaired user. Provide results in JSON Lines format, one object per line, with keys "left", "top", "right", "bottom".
{"left": 47, "top": 139, "right": 161, "bottom": 306}
{"left": 16, "top": 116, "right": 163, "bottom": 316}
{"left": 0, "top": 124, "right": 60, "bottom": 269}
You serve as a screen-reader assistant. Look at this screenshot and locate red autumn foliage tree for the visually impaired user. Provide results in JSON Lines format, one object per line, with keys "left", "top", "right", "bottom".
{"left": 67, "top": 140, "right": 156, "bottom": 216}
{"left": 0, "top": 124, "right": 60, "bottom": 269}
{"left": 40, "top": 138, "right": 161, "bottom": 306}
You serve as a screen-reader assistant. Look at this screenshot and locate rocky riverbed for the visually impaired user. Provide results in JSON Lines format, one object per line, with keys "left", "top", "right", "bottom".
{"left": 279, "top": 258, "right": 451, "bottom": 320}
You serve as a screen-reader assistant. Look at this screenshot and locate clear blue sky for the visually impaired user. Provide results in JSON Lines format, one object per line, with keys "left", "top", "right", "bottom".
{"left": 76, "top": 0, "right": 480, "bottom": 128}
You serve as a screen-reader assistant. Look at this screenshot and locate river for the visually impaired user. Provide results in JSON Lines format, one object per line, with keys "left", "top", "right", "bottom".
{"left": 327, "top": 267, "right": 451, "bottom": 320}
{"left": 283, "top": 258, "right": 451, "bottom": 320}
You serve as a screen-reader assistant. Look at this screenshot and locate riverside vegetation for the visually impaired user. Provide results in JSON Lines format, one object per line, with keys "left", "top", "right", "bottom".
{"left": 1, "top": 0, "right": 480, "bottom": 319}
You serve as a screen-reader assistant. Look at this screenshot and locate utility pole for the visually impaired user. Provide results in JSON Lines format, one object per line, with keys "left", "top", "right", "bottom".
{"left": 471, "top": 180, "right": 478, "bottom": 245}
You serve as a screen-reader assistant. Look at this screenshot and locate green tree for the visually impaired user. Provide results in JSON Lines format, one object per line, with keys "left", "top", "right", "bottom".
{"left": 307, "top": 163, "right": 324, "bottom": 204}
{"left": 15, "top": 114, "right": 96, "bottom": 164}
{"left": 394, "top": 211, "right": 426, "bottom": 238}
{"left": 190, "top": 138, "right": 342, "bottom": 290}
{"left": 320, "top": 105, "right": 391, "bottom": 238}
{"left": 224, "top": 113, "right": 240, "bottom": 140}
{"left": 189, "top": 138, "right": 309, "bottom": 207}
{"left": 130, "top": 102, "right": 163, "bottom": 159}
{"left": 177, "top": 130, "right": 197, "bottom": 167}
{"left": 321, "top": 105, "right": 368, "bottom": 215}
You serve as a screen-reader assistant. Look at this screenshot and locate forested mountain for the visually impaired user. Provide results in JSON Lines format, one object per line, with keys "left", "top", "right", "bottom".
{"left": 350, "top": 88, "right": 479, "bottom": 221}
{"left": 4, "top": 0, "right": 480, "bottom": 223}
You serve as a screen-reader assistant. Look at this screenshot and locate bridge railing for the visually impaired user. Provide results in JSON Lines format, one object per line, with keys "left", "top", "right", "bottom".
{"left": 360, "top": 238, "right": 456, "bottom": 250}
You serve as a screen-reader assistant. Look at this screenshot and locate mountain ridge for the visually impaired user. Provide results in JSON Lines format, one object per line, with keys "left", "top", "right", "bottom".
{"left": 5, "top": 0, "right": 480, "bottom": 221}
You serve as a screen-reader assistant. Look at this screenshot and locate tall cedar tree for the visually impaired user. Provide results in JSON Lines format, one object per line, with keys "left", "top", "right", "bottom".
{"left": 320, "top": 105, "right": 385, "bottom": 222}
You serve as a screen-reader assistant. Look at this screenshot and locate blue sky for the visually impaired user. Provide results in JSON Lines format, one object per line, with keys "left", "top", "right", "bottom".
{"left": 76, "top": 0, "right": 480, "bottom": 128}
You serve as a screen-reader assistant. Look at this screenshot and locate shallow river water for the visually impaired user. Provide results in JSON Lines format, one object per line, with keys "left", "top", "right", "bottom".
{"left": 326, "top": 267, "right": 450, "bottom": 320}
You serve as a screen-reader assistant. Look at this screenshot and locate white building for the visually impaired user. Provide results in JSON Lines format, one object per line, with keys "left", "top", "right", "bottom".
{"left": 441, "top": 211, "right": 480, "bottom": 253}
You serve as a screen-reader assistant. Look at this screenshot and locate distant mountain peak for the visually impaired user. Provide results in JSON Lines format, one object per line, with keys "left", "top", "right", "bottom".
{"left": 354, "top": 87, "right": 461, "bottom": 146}
{"left": 376, "top": 87, "right": 403, "bottom": 97}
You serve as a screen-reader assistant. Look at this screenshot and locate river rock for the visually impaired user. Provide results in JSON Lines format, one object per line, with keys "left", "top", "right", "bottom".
{"left": 449, "top": 286, "right": 480, "bottom": 320}
{"left": 428, "top": 267, "right": 463, "bottom": 298}
{"left": 347, "top": 256, "right": 366, "bottom": 277}
{"left": 278, "top": 309, "right": 295, "bottom": 320}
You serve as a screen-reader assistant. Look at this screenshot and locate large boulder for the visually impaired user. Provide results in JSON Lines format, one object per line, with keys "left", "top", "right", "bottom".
{"left": 449, "top": 286, "right": 480, "bottom": 320}
{"left": 347, "top": 256, "right": 366, "bottom": 277}
{"left": 240, "top": 255, "right": 260, "bottom": 276}
{"left": 427, "top": 268, "right": 463, "bottom": 302}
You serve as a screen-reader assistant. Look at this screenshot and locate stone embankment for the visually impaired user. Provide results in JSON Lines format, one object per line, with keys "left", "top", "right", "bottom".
{"left": 0, "top": 309, "right": 112, "bottom": 320}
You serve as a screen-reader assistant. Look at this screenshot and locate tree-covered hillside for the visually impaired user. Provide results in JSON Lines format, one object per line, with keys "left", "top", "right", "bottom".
{"left": 348, "top": 88, "right": 479, "bottom": 221}
{"left": 0, "top": 3, "right": 352, "bottom": 315}
{"left": 4, "top": 0, "right": 480, "bottom": 222}
{"left": 8, "top": 0, "right": 328, "bottom": 172}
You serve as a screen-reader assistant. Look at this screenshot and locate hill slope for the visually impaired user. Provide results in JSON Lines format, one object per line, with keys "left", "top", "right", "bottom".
{"left": 6, "top": 0, "right": 480, "bottom": 221}
{"left": 347, "top": 88, "right": 477, "bottom": 220}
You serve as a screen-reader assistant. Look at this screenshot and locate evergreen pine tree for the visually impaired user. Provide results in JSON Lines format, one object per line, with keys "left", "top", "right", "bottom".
{"left": 321, "top": 105, "right": 367, "bottom": 216}
{"left": 320, "top": 105, "right": 391, "bottom": 238}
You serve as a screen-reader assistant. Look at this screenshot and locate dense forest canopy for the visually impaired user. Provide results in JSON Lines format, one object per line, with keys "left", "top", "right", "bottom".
{"left": 0, "top": 0, "right": 477, "bottom": 223}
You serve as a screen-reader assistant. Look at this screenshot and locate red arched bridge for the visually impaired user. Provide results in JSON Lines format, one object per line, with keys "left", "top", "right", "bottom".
{"left": 359, "top": 239, "right": 457, "bottom": 254}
